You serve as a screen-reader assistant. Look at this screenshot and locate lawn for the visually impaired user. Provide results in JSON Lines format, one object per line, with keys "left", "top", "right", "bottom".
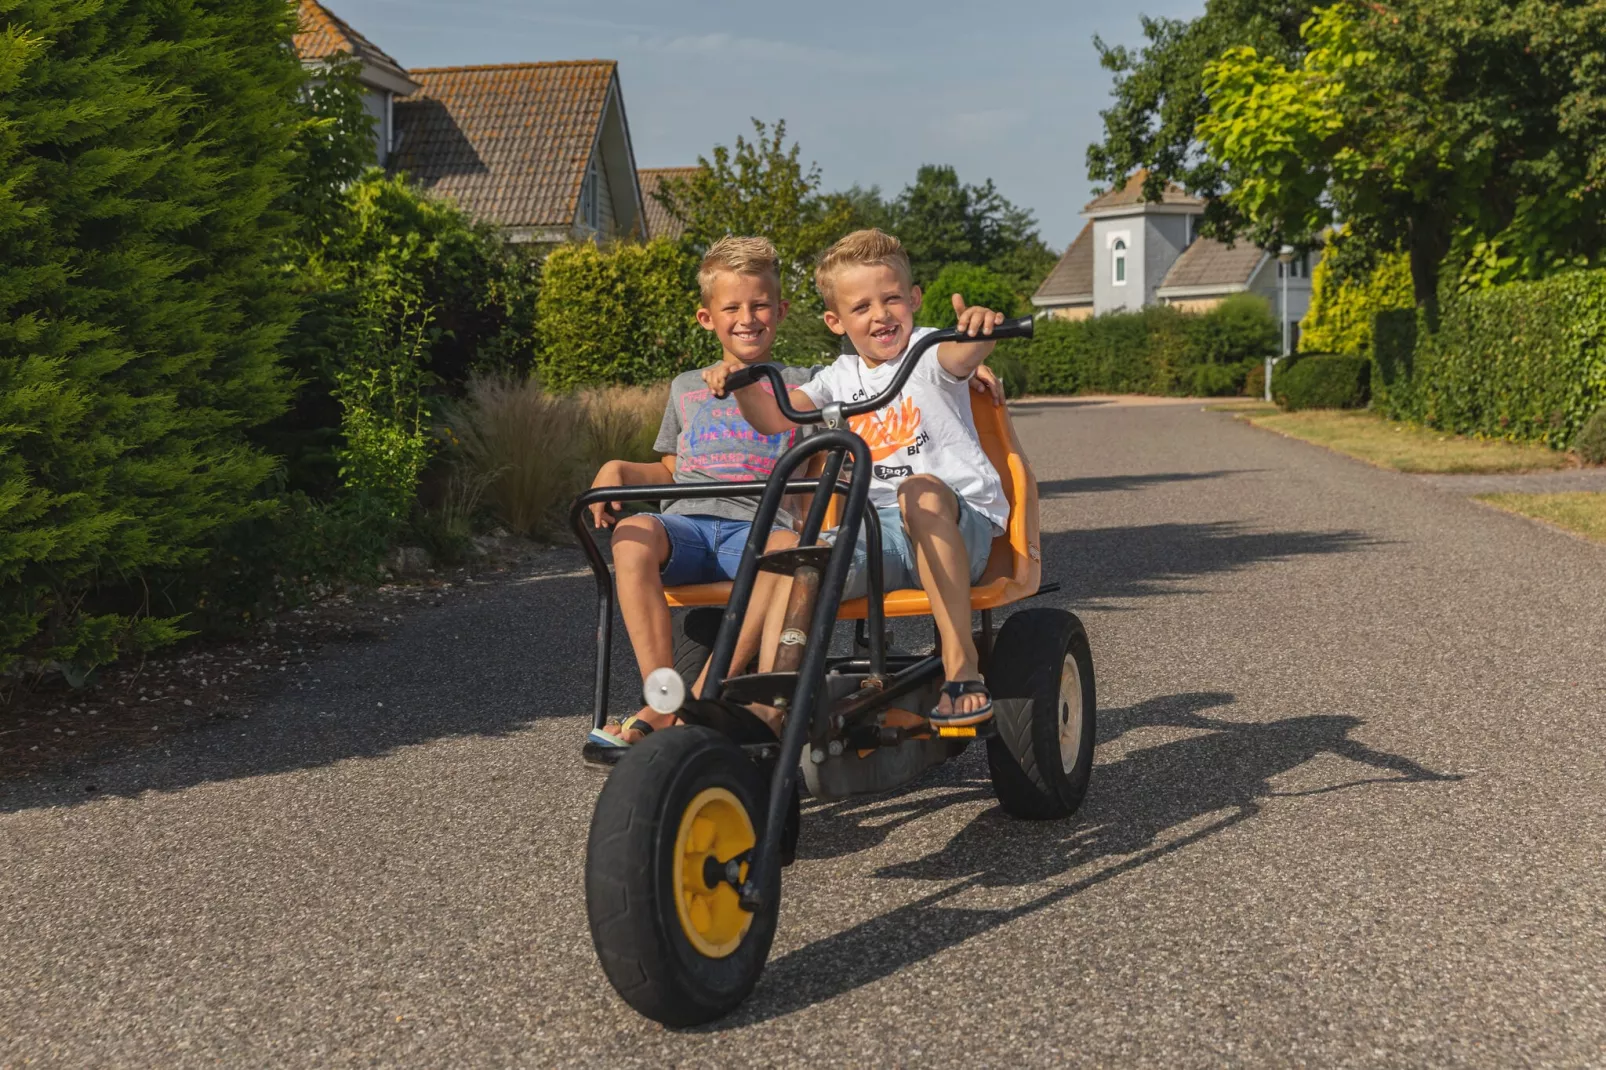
{"left": 1475, "top": 492, "right": 1606, "bottom": 543}
{"left": 1230, "top": 408, "right": 1569, "bottom": 474}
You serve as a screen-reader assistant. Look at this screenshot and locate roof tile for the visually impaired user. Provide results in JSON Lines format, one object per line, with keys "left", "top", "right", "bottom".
{"left": 637, "top": 167, "right": 698, "bottom": 240}
{"left": 1159, "top": 237, "right": 1266, "bottom": 290}
{"left": 393, "top": 62, "right": 617, "bottom": 231}
{"left": 1032, "top": 222, "right": 1094, "bottom": 304}
{"left": 1084, "top": 169, "right": 1204, "bottom": 213}
{"left": 293, "top": 0, "right": 412, "bottom": 85}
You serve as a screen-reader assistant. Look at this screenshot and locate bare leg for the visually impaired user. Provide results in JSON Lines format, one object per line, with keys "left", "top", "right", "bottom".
{"left": 606, "top": 515, "right": 677, "bottom": 737}
{"left": 689, "top": 528, "right": 799, "bottom": 697}
{"left": 899, "top": 475, "right": 987, "bottom": 720}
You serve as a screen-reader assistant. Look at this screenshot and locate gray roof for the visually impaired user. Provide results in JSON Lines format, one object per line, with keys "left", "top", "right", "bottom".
{"left": 638, "top": 167, "right": 697, "bottom": 240}
{"left": 1084, "top": 170, "right": 1204, "bottom": 214}
{"left": 1159, "top": 237, "right": 1266, "bottom": 291}
{"left": 1031, "top": 221, "right": 1093, "bottom": 304}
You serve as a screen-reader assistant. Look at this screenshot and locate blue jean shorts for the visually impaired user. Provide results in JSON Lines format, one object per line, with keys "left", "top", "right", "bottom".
{"left": 656, "top": 513, "right": 782, "bottom": 587}
{"left": 829, "top": 495, "right": 998, "bottom": 600}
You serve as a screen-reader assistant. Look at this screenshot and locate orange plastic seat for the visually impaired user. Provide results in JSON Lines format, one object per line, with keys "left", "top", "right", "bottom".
{"left": 663, "top": 392, "right": 1041, "bottom": 619}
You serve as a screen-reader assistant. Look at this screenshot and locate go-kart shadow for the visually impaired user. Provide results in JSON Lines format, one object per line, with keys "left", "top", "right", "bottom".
{"left": 710, "top": 691, "right": 1461, "bottom": 1029}
{"left": 1038, "top": 470, "right": 1257, "bottom": 498}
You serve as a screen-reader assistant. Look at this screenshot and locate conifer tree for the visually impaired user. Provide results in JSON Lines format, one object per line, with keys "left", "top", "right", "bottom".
{"left": 0, "top": 0, "right": 303, "bottom": 672}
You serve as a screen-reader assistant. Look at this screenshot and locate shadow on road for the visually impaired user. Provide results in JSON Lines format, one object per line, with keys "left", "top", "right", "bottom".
{"left": 713, "top": 691, "right": 1461, "bottom": 1028}
{"left": 1043, "top": 521, "right": 1376, "bottom": 604}
{"left": 1, "top": 519, "right": 1374, "bottom": 813}
{"left": 1038, "top": 470, "right": 1256, "bottom": 498}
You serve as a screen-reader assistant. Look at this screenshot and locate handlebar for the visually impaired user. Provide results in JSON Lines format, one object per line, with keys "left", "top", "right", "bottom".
{"left": 723, "top": 315, "right": 1034, "bottom": 425}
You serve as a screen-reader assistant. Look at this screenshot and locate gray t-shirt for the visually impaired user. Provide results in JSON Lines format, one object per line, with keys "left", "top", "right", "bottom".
{"left": 654, "top": 363, "right": 820, "bottom": 522}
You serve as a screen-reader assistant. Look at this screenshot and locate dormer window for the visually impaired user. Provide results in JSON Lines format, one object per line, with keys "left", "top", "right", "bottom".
{"left": 1112, "top": 239, "right": 1128, "bottom": 285}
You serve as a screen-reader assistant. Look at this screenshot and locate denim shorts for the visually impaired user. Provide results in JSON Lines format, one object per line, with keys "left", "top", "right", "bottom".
{"left": 829, "top": 495, "right": 999, "bottom": 600}
{"left": 656, "top": 513, "right": 782, "bottom": 587}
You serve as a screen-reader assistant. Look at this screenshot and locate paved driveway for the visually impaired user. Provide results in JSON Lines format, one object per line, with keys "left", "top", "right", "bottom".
{"left": 4, "top": 399, "right": 1604, "bottom": 1067}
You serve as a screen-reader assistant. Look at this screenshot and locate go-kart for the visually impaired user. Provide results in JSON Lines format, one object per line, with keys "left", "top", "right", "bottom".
{"left": 568, "top": 316, "right": 1096, "bottom": 1026}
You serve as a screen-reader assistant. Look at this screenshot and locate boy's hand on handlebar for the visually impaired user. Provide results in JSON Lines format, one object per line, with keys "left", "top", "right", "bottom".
{"left": 952, "top": 294, "right": 1005, "bottom": 338}
{"left": 701, "top": 359, "right": 740, "bottom": 399}
{"left": 971, "top": 364, "right": 1005, "bottom": 406}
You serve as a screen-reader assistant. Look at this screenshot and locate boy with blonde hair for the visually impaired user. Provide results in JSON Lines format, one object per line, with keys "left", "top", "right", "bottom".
{"left": 707, "top": 228, "right": 1009, "bottom": 726}
{"left": 583, "top": 236, "right": 812, "bottom": 759}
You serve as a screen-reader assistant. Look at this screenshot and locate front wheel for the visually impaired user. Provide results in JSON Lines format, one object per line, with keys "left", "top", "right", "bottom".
{"left": 585, "top": 726, "right": 779, "bottom": 1025}
{"left": 984, "top": 608, "right": 1096, "bottom": 820}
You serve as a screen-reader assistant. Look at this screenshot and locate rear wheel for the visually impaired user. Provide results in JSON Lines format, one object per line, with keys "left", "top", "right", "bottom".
{"left": 984, "top": 608, "right": 1096, "bottom": 820}
{"left": 674, "top": 608, "right": 725, "bottom": 690}
{"left": 585, "top": 726, "right": 779, "bottom": 1026}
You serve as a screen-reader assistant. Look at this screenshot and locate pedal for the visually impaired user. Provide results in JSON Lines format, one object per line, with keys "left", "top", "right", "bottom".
{"left": 716, "top": 672, "right": 798, "bottom": 709}
{"left": 756, "top": 545, "right": 834, "bottom": 577}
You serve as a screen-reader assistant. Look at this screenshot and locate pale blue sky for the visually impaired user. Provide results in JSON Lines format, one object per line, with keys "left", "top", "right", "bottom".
{"left": 327, "top": 0, "right": 1203, "bottom": 249}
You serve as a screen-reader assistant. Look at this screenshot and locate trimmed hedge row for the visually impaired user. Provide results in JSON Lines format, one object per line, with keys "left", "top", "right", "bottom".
{"left": 1374, "top": 270, "right": 1606, "bottom": 449}
{"left": 993, "top": 294, "right": 1278, "bottom": 398}
{"left": 1274, "top": 354, "right": 1370, "bottom": 410}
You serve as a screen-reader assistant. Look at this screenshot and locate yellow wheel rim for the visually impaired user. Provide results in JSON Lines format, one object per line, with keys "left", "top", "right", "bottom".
{"left": 671, "top": 786, "right": 755, "bottom": 959}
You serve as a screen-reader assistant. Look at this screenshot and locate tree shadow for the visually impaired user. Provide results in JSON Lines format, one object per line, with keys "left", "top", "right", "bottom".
{"left": 1042, "top": 521, "right": 1378, "bottom": 604}
{"left": 707, "top": 691, "right": 1461, "bottom": 1028}
{"left": 1038, "top": 471, "right": 1257, "bottom": 497}
{"left": 0, "top": 518, "right": 1376, "bottom": 813}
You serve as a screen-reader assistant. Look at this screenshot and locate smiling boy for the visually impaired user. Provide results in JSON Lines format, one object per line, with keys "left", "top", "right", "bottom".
{"left": 583, "top": 237, "right": 812, "bottom": 759}
{"left": 707, "top": 229, "right": 1009, "bottom": 726}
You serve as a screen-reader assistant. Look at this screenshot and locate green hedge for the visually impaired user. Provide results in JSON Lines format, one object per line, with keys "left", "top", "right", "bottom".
{"left": 533, "top": 239, "right": 717, "bottom": 390}
{"left": 0, "top": 0, "right": 304, "bottom": 673}
{"left": 1274, "top": 354, "right": 1370, "bottom": 410}
{"left": 1375, "top": 270, "right": 1606, "bottom": 448}
{"left": 996, "top": 294, "right": 1277, "bottom": 397}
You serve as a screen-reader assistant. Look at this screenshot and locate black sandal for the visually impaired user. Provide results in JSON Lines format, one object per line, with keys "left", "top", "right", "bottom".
{"left": 929, "top": 680, "right": 994, "bottom": 727}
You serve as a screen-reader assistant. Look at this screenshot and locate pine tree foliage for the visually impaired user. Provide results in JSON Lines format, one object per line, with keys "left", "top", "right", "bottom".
{"left": 0, "top": 0, "right": 303, "bottom": 672}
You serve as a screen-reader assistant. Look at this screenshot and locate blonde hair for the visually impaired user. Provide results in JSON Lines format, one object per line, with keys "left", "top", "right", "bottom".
{"left": 814, "top": 228, "right": 914, "bottom": 309}
{"left": 697, "top": 236, "right": 781, "bottom": 304}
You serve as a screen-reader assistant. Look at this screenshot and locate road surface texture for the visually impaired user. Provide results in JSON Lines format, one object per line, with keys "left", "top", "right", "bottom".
{"left": 4, "top": 398, "right": 1604, "bottom": 1068}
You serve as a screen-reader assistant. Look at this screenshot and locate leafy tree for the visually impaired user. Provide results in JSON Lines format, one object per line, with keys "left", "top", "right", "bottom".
{"left": 1197, "top": 1, "right": 1606, "bottom": 305}
{"left": 883, "top": 165, "right": 1056, "bottom": 298}
{"left": 0, "top": 0, "right": 304, "bottom": 672}
{"left": 1087, "top": 0, "right": 1314, "bottom": 240}
{"left": 286, "top": 56, "right": 376, "bottom": 239}
{"left": 1300, "top": 247, "right": 1413, "bottom": 355}
{"left": 916, "top": 264, "right": 1022, "bottom": 327}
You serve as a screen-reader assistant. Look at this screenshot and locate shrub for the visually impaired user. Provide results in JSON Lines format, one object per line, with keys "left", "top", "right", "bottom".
{"left": 0, "top": 0, "right": 304, "bottom": 673}
{"left": 1375, "top": 269, "right": 1606, "bottom": 448}
{"left": 1274, "top": 355, "right": 1371, "bottom": 411}
{"left": 916, "top": 263, "right": 1022, "bottom": 327}
{"left": 534, "top": 239, "right": 716, "bottom": 390}
{"left": 1574, "top": 406, "right": 1606, "bottom": 465}
{"left": 1301, "top": 252, "right": 1414, "bottom": 356}
{"left": 995, "top": 296, "right": 1275, "bottom": 397}
{"left": 444, "top": 375, "right": 670, "bottom": 538}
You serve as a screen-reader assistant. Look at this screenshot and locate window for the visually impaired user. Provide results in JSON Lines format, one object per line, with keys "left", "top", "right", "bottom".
{"left": 580, "top": 157, "right": 600, "bottom": 231}
{"left": 1113, "top": 239, "right": 1127, "bottom": 285}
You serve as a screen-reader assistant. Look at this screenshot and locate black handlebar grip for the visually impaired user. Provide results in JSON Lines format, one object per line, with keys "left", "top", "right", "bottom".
{"left": 723, "top": 366, "right": 764, "bottom": 392}
{"left": 992, "top": 314, "right": 1035, "bottom": 341}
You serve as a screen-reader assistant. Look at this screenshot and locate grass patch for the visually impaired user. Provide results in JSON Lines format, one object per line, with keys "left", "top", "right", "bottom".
{"left": 1203, "top": 399, "right": 1279, "bottom": 414}
{"left": 1241, "top": 409, "right": 1570, "bottom": 473}
{"left": 1475, "top": 492, "right": 1606, "bottom": 543}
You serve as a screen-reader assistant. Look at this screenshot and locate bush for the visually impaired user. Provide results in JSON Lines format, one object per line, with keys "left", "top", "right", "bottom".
{"left": 1375, "top": 269, "right": 1606, "bottom": 448}
{"left": 0, "top": 0, "right": 305, "bottom": 673}
{"left": 444, "top": 375, "right": 670, "bottom": 538}
{"left": 1575, "top": 406, "right": 1606, "bottom": 464}
{"left": 534, "top": 240, "right": 717, "bottom": 390}
{"left": 917, "top": 263, "right": 1022, "bottom": 327}
{"left": 1274, "top": 355, "right": 1371, "bottom": 411}
{"left": 1301, "top": 252, "right": 1414, "bottom": 356}
{"left": 995, "top": 297, "right": 1275, "bottom": 397}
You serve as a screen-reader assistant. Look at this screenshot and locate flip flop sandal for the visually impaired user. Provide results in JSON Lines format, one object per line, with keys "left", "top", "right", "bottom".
{"left": 582, "top": 714, "right": 670, "bottom": 770}
{"left": 928, "top": 680, "right": 994, "bottom": 727}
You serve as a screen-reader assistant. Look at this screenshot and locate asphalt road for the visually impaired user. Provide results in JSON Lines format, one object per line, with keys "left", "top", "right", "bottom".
{"left": 4, "top": 399, "right": 1605, "bottom": 1068}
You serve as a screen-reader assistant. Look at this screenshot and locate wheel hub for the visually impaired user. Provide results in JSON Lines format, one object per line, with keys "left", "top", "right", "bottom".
{"left": 1058, "top": 652, "right": 1085, "bottom": 768}
{"left": 672, "top": 787, "right": 755, "bottom": 958}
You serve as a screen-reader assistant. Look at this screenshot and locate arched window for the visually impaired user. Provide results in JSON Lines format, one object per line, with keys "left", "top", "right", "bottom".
{"left": 1112, "top": 239, "right": 1127, "bottom": 285}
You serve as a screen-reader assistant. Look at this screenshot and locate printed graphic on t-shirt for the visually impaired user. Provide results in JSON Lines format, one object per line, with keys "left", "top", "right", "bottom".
{"left": 848, "top": 396, "right": 925, "bottom": 462}
{"left": 677, "top": 386, "right": 798, "bottom": 480}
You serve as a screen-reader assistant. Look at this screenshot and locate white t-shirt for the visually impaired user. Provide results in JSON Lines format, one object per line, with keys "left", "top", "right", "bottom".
{"left": 798, "top": 327, "right": 1008, "bottom": 533}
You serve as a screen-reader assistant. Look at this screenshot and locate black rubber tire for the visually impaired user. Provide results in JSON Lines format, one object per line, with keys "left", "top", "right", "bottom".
{"left": 984, "top": 608, "right": 1096, "bottom": 820}
{"left": 585, "top": 726, "right": 779, "bottom": 1026}
{"left": 673, "top": 607, "right": 724, "bottom": 689}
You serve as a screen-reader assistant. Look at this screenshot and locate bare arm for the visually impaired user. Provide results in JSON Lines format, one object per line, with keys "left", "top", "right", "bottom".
{"left": 936, "top": 293, "right": 1006, "bottom": 380}
{"left": 588, "top": 456, "right": 675, "bottom": 527}
{"left": 701, "top": 364, "right": 818, "bottom": 435}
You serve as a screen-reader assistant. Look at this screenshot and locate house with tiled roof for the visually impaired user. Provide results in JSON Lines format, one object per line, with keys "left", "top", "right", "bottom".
{"left": 1033, "top": 171, "right": 1317, "bottom": 340}
{"left": 294, "top": 0, "right": 418, "bottom": 166}
{"left": 637, "top": 167, "right": 699, "bottom": 240}
{"left": 292, "top": 3, "right": 646, "bottom": 245}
